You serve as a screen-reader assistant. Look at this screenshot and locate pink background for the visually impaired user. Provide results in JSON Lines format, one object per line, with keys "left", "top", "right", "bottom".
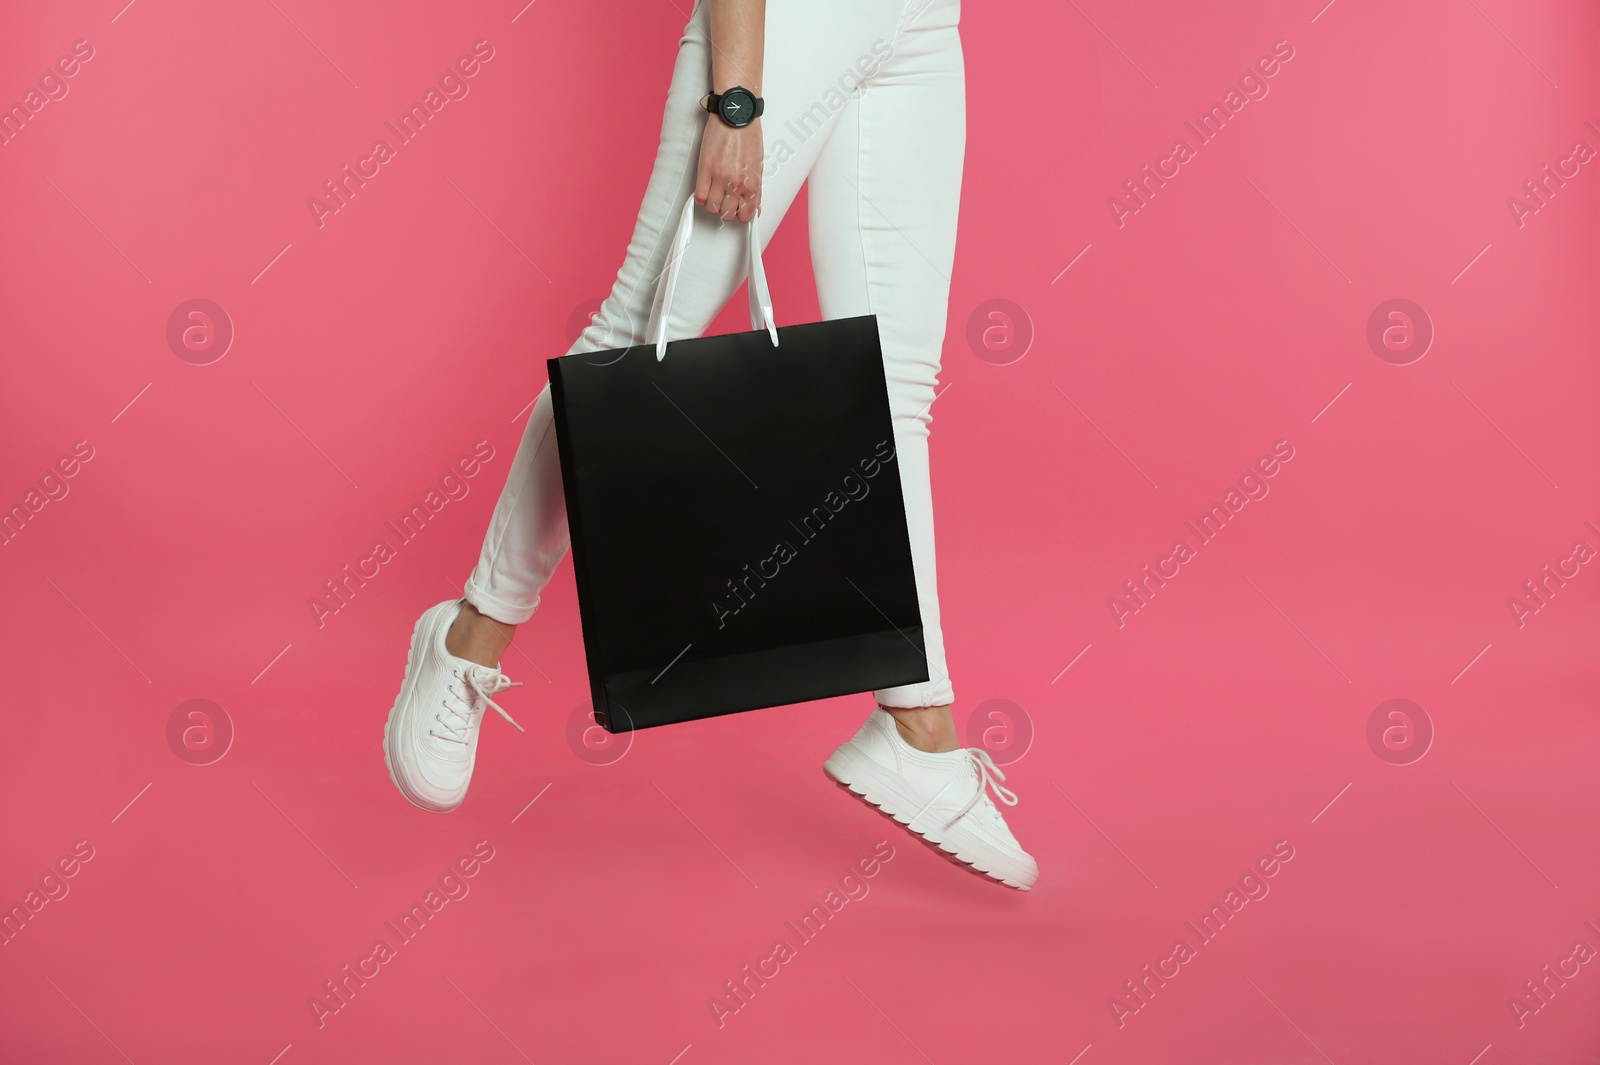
{"left": 2, "top": 0, "right": 1597, "bottom": 1062}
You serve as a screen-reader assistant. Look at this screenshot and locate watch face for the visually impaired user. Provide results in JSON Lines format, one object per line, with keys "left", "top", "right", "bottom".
{"left": 719, "top": 89, "right": 755, "bottom": 126}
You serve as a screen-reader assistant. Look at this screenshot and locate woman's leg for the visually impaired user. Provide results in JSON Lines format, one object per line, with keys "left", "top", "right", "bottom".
{"left": 455, "top": 0, "right": 908, "bottom": 664}
{"left": 809, "top": 21, "right": 1036, "bottom": 886}
{"left": 807, "top": 0, "right": 966, "bottom": 745}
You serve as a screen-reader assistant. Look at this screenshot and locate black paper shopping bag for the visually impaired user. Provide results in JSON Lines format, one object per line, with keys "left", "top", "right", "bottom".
{"left": 548, "top": 198, "right": 928, "bottom": 731}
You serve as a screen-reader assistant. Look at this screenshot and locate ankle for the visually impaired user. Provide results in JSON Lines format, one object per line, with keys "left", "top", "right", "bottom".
{"left": 882, "top": 704, "right": 959, "bottom": 754}
{"left": 446, "top": 602, "right": 515, "bottom": 668}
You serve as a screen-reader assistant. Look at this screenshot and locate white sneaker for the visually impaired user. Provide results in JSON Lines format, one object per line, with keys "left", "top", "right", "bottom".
{"left": 824, "top": 707, "right": 1039, "bottom": 890}
{"left": 384, "top": 599, "right": 525, "bottom": 813}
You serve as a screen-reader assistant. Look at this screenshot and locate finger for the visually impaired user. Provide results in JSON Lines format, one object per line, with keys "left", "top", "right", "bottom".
{"left": 694, "top": 167, "right": 710, "bottom": 209}
{"left": 721, "top": 183, "right": 742, "bottom": 221}
{"left": 703, "top": 181, "right": 724, "bottom": 217}
{"left": 738, "top": 181, "right": 761, "bottom": 223}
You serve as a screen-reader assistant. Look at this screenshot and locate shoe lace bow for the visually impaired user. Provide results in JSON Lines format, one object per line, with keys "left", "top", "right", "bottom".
{"left": 434, "top": 665, "right": 525, "bottom": 744}
{"left": 950, "top": 747, "right": 1018, "bottom": 825}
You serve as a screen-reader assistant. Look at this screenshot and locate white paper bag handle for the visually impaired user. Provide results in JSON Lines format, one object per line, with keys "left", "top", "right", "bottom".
{"left": 645, "top": 196, "right": 778, "bottom": 362}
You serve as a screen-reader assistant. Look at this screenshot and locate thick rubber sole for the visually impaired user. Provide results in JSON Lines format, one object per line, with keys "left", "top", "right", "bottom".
{"left": 823, "top": 743, "right": 1035, "bottom": 891}
{"left": 383, "top": 604, "right": 462, "bottom": 815}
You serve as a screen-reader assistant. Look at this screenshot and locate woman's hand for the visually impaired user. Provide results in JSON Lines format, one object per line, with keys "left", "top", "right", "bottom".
{"left": 696, "top": 0, "right": 765, "bottom": 222}
{"left": 695, "top": 117, "right": 763, "bottom": 223}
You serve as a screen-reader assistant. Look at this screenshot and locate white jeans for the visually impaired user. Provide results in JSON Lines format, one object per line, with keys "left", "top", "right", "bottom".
{"left": 464, "top": 0, "right": 964, "bottom": 708}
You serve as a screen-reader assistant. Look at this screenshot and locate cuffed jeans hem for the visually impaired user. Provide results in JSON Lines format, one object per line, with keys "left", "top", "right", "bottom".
{"left": 462, "top": 579, "right": 537, "bottom": 627}
{"left": 872, "top": 679, "right": 955, "bottom": 709}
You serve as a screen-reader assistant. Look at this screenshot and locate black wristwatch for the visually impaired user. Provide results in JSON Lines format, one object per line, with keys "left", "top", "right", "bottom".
{"left": 700, "top": 86, "right": 764, "bottom": 128}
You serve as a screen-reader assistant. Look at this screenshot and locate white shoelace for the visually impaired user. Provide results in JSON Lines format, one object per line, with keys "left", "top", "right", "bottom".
{"left": 950, "top": 747, "right": 1019, "bottom": 825}
{"left": 432, "top": 665, "right": 525, "bottom": 744}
